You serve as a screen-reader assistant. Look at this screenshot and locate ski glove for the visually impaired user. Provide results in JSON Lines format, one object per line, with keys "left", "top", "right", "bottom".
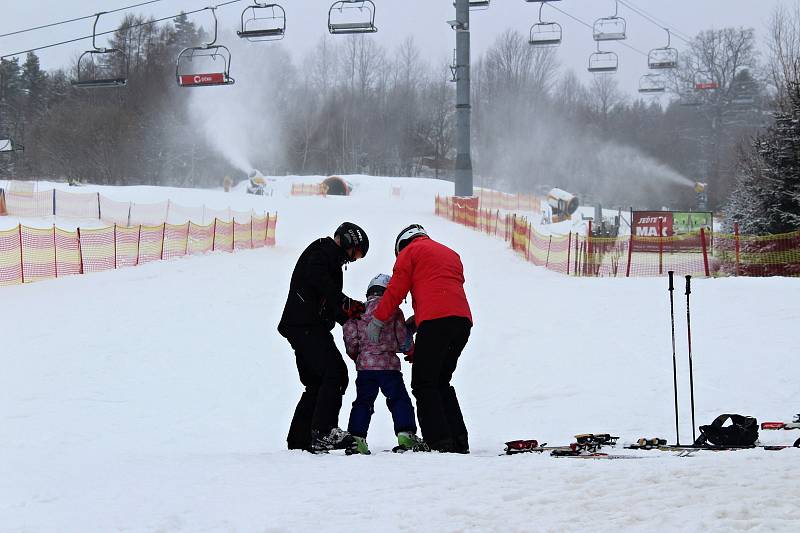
{"left": 342, "top": 298, "right": 366, "bottom": 320}
{"left": 403, "top": 345, "right": 414, "bottom": 363}
{"left": 366, "top": 317, "right": 385, "bottom": 343}
{"left": 405, "top": 315, "right": 417, "bottom": 334}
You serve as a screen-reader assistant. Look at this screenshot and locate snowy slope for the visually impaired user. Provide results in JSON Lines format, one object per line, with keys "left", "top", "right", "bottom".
{"left": 1, "top": 175, "right": 799, "bottom": 532}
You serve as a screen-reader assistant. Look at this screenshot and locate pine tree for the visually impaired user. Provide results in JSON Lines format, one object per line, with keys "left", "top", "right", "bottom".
{"left": 726, "top": 83, "right": 800, "bottom": 234}
{"left": 20, "top": 52, "right": 48, "bottom": 119}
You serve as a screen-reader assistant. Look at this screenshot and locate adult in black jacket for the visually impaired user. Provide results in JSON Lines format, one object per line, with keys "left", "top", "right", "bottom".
{"left": 279, "top": 222, "right": 369, "bottom": 452}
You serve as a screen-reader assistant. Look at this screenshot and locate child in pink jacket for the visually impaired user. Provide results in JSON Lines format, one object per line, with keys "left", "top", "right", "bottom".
{"left": 343, "top": 274, "right": 427, "bottom": 454}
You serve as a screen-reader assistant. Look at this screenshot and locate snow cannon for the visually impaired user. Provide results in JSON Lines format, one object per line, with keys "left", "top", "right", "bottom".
{"left": 247, "top": 169, "right": 268, "bottom": 195}
{"left": 547, "top": 188, "right": 579, "bottom": 223}
{"left": 695, "top": 182, "right": 708, "bottom": 211}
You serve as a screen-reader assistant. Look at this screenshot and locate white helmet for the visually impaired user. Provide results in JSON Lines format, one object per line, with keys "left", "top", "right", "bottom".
{"left": 395, "top": 224, "right": 427, "bottom": 256}
{"left": 366, "top": 273, "right": 391, "bottom": 297}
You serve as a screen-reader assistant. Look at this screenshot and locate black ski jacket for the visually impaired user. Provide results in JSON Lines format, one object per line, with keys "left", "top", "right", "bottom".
{"left": 278, "top": 237, "right": 351, "bottom": 337}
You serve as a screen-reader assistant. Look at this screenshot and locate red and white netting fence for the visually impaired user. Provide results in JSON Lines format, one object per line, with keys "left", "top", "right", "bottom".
{"left": 0, "top": 214, "right": 277, "bottom": 287}
{"left": 435, "top": 195, "right": 800, "bottom": 278}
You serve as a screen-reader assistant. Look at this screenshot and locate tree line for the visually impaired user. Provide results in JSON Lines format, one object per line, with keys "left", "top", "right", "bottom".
{"left": 0, "top": 8, "right": 796, "bottom": 228}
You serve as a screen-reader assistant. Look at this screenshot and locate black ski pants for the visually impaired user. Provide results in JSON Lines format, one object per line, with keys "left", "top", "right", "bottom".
{"left": 410, "top": 316, "right": 471, "bottom": 451}
{"left": 284, "top": 327, "right": 349, "bottom": 449}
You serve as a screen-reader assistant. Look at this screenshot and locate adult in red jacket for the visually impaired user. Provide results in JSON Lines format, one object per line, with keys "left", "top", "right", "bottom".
{"left": 366, "top": 224, "right": 472, "bottom": 453}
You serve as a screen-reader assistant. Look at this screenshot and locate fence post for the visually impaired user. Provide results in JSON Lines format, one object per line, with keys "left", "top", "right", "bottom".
{"left": 185, "top": 223, "right": 190, "bottom": 255}
{"left": 77, "top": 227, "right": 84, "bottom": 274}
{"left": 626, "top": 232, "right": 634, "bottom": 278}
{"left": 545, "top": 235, "right": 552, "bottom": 268}
{"left": 658, "top": 218, "right": 664, "bottom": 276}
{"left": 587, "top": 221, "right": 593, "bottom": 277}
{"left": 53, "top": 224, "right": 58, "bottom": 278}
{"left": 700, "top": 227, "right": 710, "bottom": 277}
{"left": 113, "top": 223, "right": 117, "bottom": 269}
{"left": 97, "top": 192, "right": 101, "bottom": 220}
{"left": 526, "top": 223, "right": 532, "bottom": 262}
{"left": 574, "top": 233, "right": 579, "bottom": 275}
{"left": 160, "top": 223, "right": 165, "bottom": 260}
{"left": 250, "top": 217, "right": 254, "bottom": 248}
{"left": 18, "top": 224, "right": 24, "bottom": 283}
{"left": 212, "top": 218, "right": 217, "bottom": 252}
{"left": 136, "top": 225, "right": 141, "bottom": 266}
{"left": 566, "top": 232, "right": 572, "bottom": 275}
{"left": 52, "top": 189, "right": 56, "bottom": 216}
{"left": 734, "top": 222, "right": 741, "bottom": 276}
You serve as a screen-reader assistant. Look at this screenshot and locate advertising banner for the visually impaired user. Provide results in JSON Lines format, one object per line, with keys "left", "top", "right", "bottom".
{"left": 631, "top": 211, "right": 712, "bottom": 252}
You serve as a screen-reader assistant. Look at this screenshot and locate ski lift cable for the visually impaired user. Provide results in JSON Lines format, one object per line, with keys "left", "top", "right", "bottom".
{"left": 0, "top": 0, "right": 168, "bottom": 39}
{"left": 547, "top": 3, "right": 649, "bottom": 58}
{"left": 0, "top": 0, "right": 245, "bottom": 61}
{"left": 616, "top": 0, "right": 692, "bottom": 44}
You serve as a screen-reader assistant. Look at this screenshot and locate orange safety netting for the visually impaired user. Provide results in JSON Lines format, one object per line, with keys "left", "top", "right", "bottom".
{"left": 291, "top": 183, "right": 327, "bottom": 196}
{"left": 0, "top": 214, "right": 278, "bottom": 287}
{"left": 474, "top": 187, "right": 541, "bottom": 213}
{"left": 2, "top": 187, "right": 269, "bottom": 227}
{"left": 435, "top": 195, "right": 800, "bottom": 278}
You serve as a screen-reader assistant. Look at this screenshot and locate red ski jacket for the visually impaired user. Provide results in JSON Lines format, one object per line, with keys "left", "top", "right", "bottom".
{"left": 374, "top": 236, "right": 472, "bottom": 327}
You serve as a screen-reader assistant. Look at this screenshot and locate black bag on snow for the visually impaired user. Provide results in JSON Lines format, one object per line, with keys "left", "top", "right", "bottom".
{"left": 695, "top": 414, "right": 759, "bottom": 447}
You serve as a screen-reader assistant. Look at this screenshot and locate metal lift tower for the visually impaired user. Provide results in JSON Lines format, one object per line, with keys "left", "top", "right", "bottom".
{"left": 453, "top": 0, "right": 473, "bottom": 197}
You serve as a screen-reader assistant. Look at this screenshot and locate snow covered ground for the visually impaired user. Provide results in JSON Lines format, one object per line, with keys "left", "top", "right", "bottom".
{"left": 1, "top": 175, "right": 799, "bottom": 532}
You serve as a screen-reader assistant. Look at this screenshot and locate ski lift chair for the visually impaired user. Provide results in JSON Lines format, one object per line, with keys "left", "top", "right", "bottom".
{"left": 648, "top": 29, "right": 678, "bottom": 69}
{"left": 638, "top": 74, "right": 666, "bottom": 94}
{"left": 237, "top": 2, "right": 286, "bottom": 41}
{"left": 528, "top": 2, "right": 562, "bottom": 47}
{"left": 588, "top": 45, "right": 618, "bottom": 74}
{"left": 328, "top": 1, "right": 377, "bottom": 35}
{"left": 530, "top": 22, "right": 562, "bottom": 47}
{"left": 593, "top": 0, "right": 626, "bottom": 41}
{"left": 176, "top": 8, "right": 235, "bottom": 87}
{"left": 71, "top": 13, "right": 128, "bottom": 88}
{"left": 468, "top": 0, "right": 490, "bottom": 10}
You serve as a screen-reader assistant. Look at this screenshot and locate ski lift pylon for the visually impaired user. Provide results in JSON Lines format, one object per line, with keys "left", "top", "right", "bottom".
{"left": 638, "top": 73, "right": 666, "bottom": 94}
{"left": 588, "top": 43, "right": 618, "bottom": 74}
{"left": 328, "top": 0, "right": 377, "bottom": 35}
{"left": 176, "top": 7, "right": 235, "bottom": 87}
{"left": 529, "top": 2, "right": 562, "bottom": 47}
{"left": 648, "top": 29, "right": 679, "bottom": 70}
{"left": 593, "top": 0, "right": 626, "bottom": 41}
{"left": 71, "top": 12, "right": 128, "bottom": 88}
{"left": 237, "top": 2, "right": 286, "bottom": 41}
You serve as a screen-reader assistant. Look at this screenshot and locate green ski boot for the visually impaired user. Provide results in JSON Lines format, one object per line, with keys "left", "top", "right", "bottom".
{"left": 345, "top": 436, "right": 371, "bottom": 455}
{"left": 395, "top": 432, "right": 430, "bottom": 452}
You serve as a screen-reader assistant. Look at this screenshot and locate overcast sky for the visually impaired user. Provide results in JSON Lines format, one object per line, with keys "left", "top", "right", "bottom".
{"left": 2, "top": 0, "right": 797, "bottom": 95}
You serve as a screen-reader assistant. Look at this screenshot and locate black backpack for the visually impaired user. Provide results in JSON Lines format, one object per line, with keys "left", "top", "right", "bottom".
{"left": 695, "top": 414, "right": 759, "bottom": 447}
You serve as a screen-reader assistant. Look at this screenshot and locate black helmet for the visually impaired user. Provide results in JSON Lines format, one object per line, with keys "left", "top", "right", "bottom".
{"left": 335, "top": 222, "right": 369, "bottom": 257}
{"left": 395, "top": 224, "right": 427, "bottom": 256}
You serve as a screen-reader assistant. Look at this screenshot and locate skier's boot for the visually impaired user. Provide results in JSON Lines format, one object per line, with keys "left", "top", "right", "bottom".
{"left": 311, "top": 427, "right": 355, "bottom": 454}
{"left": 345, "top": 436, "right": 371, "bottom": 455}
{"left": 394, "top": 431, "right": 430, "bottom": 453}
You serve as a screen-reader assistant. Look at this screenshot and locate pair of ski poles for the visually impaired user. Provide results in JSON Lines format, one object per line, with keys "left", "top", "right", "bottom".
{"left": 668, "top": 271, "right": 697, "bottom": 446}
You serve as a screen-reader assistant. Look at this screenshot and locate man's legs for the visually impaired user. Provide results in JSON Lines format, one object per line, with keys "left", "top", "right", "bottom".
{"left": 411, "top": 319, "right": 452, "bottom": 449}
{"left": 439, "top": 318, "right": 471, "bottom": 453}
{"left": 285, "top": 328, "right": 349, "bottom": 449}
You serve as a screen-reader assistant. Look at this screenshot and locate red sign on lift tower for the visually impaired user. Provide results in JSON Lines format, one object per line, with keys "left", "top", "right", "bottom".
{"left": 179, "top": 73, "right": 226, "bottom": 87}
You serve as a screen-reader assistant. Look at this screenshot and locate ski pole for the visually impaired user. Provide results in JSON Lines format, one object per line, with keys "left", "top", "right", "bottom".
{"left": 668, "top": 271, "right": 680, "bottom": 446}
{"left": 685, "top": 275, "right": 697, "bottom": 443}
